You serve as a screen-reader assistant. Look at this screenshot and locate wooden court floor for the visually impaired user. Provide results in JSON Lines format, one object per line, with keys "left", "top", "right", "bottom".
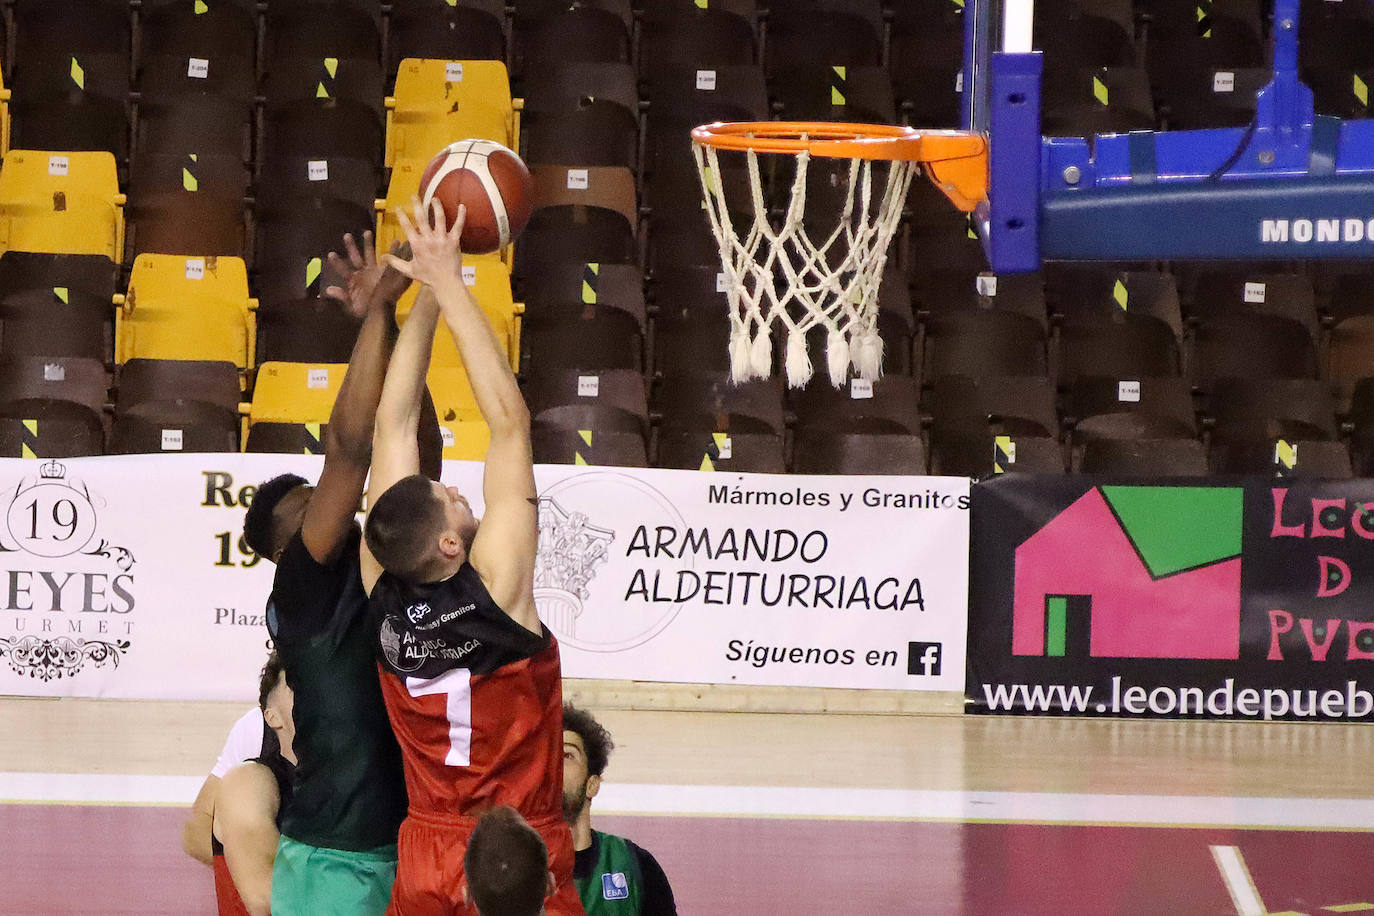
{"left": 4, "top": 695, "right": 1374, "bottom": 914}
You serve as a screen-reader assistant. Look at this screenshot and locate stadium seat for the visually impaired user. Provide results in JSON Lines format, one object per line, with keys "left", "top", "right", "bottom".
{"left": 0, "top": 287, "right": 110, "bottom": 362}
{"left": 531, "top": 424, "right": 646, "bottom": 467}
{"left": 1058, "top": 320, "right": 1182, "bottom": 386}
{"left": 116, "top": 358, "right": 242, "bottom": 415}
{"left": 245, "top": 421, "right": 329, "bottom": 455}
{"left": 254, "top": 197, "right": 375, "bottom": 278}
{"left": 385, "top": 59, "right": 516, "bottom": 168}
{"left": 0, "top": 251, "right": 118, "bottom": 303}
{"left": 10, "top": 0, "right": 131, "bottom": 158}
{"left": 790, "top": 376, "right": 923, "bottom": 436}
{"left": 927, "top": 374, "right": 1059, "bottom": 440}
{"left": 1141, "top": 0, "right": 1266, "bottom": 108}
{"left": 0, "top": 151, "right": 125, "bottom": 260}
{"left": 889, "top": 0, "right": 967, "bottom": 128}
{"left": 644, "top": 65, "right": 768, "bottom": 177}
{"left": 929, "top": 429, "right": 1066, "bottom": 477}
{"left": 262, "top": 53, "right": 385, "bottom": 123}
{"left": 1065, "top": 376, "right": 1196, "bottom": 448}
{"left": 656, "top": 429, "right": 786, "bottom": 473}
{"left": 920, "top": 309, "right": 1049, "bottom": 383}
{"left": 130, "top": 152, "right": 249, "bottom": 201}
{"left": 136, "top": 94, "right": 252, "bottom": 162}
{"left": 1078, "top": 437, "right": 1209, "bottom": 476}
{"left": 512, "top": 0, "right": 631, "bottom": 78}
{"left": 655, "top": 373, "right": 785, "bottom": 437}
{"left": 1190, "top": 313, "right": 1319, "bottom": 391}
{"left": 1041, "top": 67, "right": 1156, "bottom": 139}
{"left": 0, "top": 355, "right": 108, "bottom": 457}
{"left": 1047, "top": 267, "right": 1184, "bottom": 343}
{"left": 1032, "top": 0, "right": 1135, "bottom": 70}
{"left": 1161, "top": 67, "right": 1270, "bottom": 129}
{"left": 522, "top": 63, "right": 639, "bottom": 170}
{"left": 792, "top": 431, "right": 927, "bottom": 475}
{"left": 640, "top": 1, "right": 757, "bottom": 78}
{"left": 525, "top": 309, "right": 643, "bottom": 372}
{"left": 117, "top": 254, "right": 255, "bottom": 368}
{"left": 256, "top": 297, "right": 363, "bottom": 365}
{"left": 770, "top": 64, "right": 897, "bottom": 125}
{"left": 523, "top": 368, "right": 647, "bottom": 433}
{"left": 126, "top": 188, "right": 246, "bottom": 259}
{"left": 514, "top": 166, "right": 639, "bottom": 279}
{"left": 395, "top": 261, "right": 520, "bottom": 371}
{"left": 653, "top": 310, "right": 734, "bottom": 376}
{"left": 1210, "top": 378, "right": 1338, "bottom": 441}
{"left": 257, "top": 155, "right": 380, "bottom": 215}
{"left": 249, "top": 361, "right": 347, "bottom": 425}
{"left": 388, "top": 0, "right": 507, "bottom": 80}
{"left": 521, "top": 261, "right": 645, "bottom": 328}
{"left": 136, "top": 0, "right": 256, "bottom": 107}
{"left": 1327, "top": 273, "right": 1374, "bottom": 326}
{"left": 262, "top": 100, "right": 384, "bottom": 171}
{"left": 264, "top": 2, "right": 382, "bottom": 64}
{"left": 420, "top": 367, "right": 491, "bottom": 461}
{"left": 109, "top": 401, "right": 238, "bottom": 454}
{"left": 1211, "top": 439, "right": 1353, "bottom": 478}
{"left": 764, "top": 0, "right": 881, "bottom": 75}
{"left": 1345, "top": 377, "right": 1374, "bottom": 475}
{"left": 908, "top": 216, "right": 992, "bottom": 315}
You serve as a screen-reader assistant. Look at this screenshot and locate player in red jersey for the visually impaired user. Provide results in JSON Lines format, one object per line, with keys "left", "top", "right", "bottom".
{"left": 360, "top": 198, "right": 582, "bottom": 916}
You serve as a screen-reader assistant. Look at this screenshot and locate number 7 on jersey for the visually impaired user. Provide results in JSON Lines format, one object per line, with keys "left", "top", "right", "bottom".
{"left": 406, "top": 669, "right": 472, "bottom": 766}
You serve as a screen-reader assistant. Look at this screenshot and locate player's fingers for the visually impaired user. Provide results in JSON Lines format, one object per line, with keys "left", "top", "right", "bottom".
{"left": 360, "top": 229, "right": 376, "bottom": 268}
{"left": 389, "top": 240, "right": 412, "bottom": 259}
{"left": 395, "top": 206, "right": 418, "bottom": 241}
{"left": 382, "top": 253, "right": 416, "bottom": 278}
{"left": 325, "top": 249, "right": 351, "bottom": 276}
{"left": 410, "top": 195, "right": 430, "bottom": 235}
{"left": 447, "top": 203, "right": 466, "bottom": 243}
{"left": 429, "top": 199, "right": 449, "bottom": 241}
{"left": 323, "top": 285, "right": 347, "bottom": 303}
{"left": 341, "top": 233, "right": 365, "bottom": 270}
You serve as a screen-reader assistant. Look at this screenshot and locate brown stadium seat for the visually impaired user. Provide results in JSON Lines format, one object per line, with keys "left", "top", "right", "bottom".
{"left": 790, "top": 376, "right": 923, "bottom": 437}
{"left": 770, "top": 64, "right": 897, "bottom": 125}
{"left": 1065, "top": 376, "right": 1197, "bottom": 447}
{"left": 929, "top": 429, "right": 1066, "bottom": 477}
{"left": 129, "top": 152, "right": 250, "bottom": 200}
{"left": 524, "top": 309, "right": 643, "bottom": 373}
{"left": 1161, "top": 67, "right": 1270, "bottom": 130}
{"left": 530, "top": 424, "right": 646, "bottom": 467}
{"left": 255, "top": 298, "right": 363, "bottom": 366}
{"left": 652, "top": 310, "right": 734, "bottom": 377}
{"left": 264, "top": 2, "right": 382, "bottom": 64}
{"left": 1032, "top": 0, "right": 1135, "bottom": 71}
{"left": 1345, "top": 379, "right": 1374, "bottom": 476}
{"left": 136, "top": 0, "right": 257, "bottom": 107}
{"left": 116, "top": 359, "right": 241, "bottom": 415}
{"left": 656, "top": 429, "right": 786, "bottom": 473}
{"left": 109, "top": 401, "right": 239, "bottom": 454}
{"left": 655, "top": 372, "right": 785, "bottom": 437}
{"left": 792, "top": 431, "right": 927, "bottom": 475}
{"left": 126, "top": 188, "right": 247, "bottom": 259}
{"left": 890, "top": 0, "right": 966, "bottom": 128}
{"left": 514, "top": 166, "right": 639, "bottom": 280}
{"left": 764, "top": 0, "right": 881, "bottom": 75}
{"left": 0, "top": 251, "right": 118, "bottom": 302}
{"left": 523, "top": 64, "right": 640, "bottom": 171}
{"left": 512, "top": 0, "right": 632, "bottom": 76}
{"left": 522, "top": 369, "right": 648, "bottom": 440}
{"left": 640, "top": 0, "right": 757, "bottom": 79}
{"left": 520, "top": 261, "right": 645, "bottom": 328}
{"left": 1210, "top": 437, "right": 1352, "bottom": 478}
{"left": 253, "top": 198, "right": 375, "bottom": 278}
{"left": 1190, "top": 313, "right": 1319, "bottom": 394}
{"left": 262, "top": 100, "right": 385, "bottom": 171}
{"left": 644, "top": 65, "right": 768, "bottom": 178}
{"left": 136, "top": 94, "right": 253, "bottom": 163}
{"left": 0, "top": 287, "right": 111, "bottom": 362}
{"left": 245, "top": 421, "right": 331, "bottom": 455}
{"left": 1078, "top": 437, "right": 1209, "bottom": 476}
{"left": 261, "top": 53, "right": 386, "bottom": 125}
{"left": 10, "top": 0, "right": 131, "bottom": 159}
{"left": 1041, "top": 67, "right": 1156, "bottom": 140}
{"left": 388, "top": 0, "right": 507, "bottom": 81}
{"left": 1141, "top": 0, "right": 1265, "bottom": 109}
{"left": 928, "top": 375, "right": 1059, "bottom": 440}
{"left": 257, "top": 155, "right": 380, "bottom": 215}
{"left": 921, "top": 309, "right": 1049, "bottom": 384}
{"left": 0, "top": 356, "right": 108, "bottom": 458}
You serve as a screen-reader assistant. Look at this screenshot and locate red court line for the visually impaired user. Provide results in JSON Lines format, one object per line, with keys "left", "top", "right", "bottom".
{"left": 6, "top": 805, "right": 1374, "bottom": 914}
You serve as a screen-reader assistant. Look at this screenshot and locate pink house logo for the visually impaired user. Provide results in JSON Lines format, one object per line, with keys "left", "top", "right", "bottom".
{"left": 1012, "top": 486, "right": 1244, "bottom": 659}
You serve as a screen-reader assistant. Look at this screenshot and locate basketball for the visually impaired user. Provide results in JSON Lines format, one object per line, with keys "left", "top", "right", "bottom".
{"left": 418, "top": 139, "right": 535, "bottom": 254}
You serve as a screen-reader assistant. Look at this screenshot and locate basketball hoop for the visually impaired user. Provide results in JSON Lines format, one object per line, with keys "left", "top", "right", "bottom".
{"left": 690, "top": 121, "right": 987, "bottom": 387}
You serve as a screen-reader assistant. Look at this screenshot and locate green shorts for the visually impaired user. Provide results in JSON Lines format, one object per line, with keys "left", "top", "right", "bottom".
{"left": 271, "top": 834, "right": 398, "bottom": 916}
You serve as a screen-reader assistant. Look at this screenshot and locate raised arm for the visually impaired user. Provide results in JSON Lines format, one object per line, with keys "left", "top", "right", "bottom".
{"left": 384, "top": 199, "right": 539, "bottom": 634}
{"left": 298, "top": 232, "right": 411, "bottom": 565}
{"left": 360, "top": 266, "right": 443, "bottom": 594}
{"left": 213, "top": 762, "right": 282, "bottom": 916}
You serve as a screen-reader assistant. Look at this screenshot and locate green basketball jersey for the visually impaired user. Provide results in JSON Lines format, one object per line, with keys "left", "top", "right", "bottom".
{"left": 576, "top": 831, "right": 644, "bottom": 915}
{"left": 269, "top": 530, "right": 407, "bottom": 851}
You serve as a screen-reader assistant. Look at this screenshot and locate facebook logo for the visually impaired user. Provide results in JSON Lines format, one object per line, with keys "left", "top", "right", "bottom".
{"left": 907, "top": 642, "right": 943, "bottom": 676}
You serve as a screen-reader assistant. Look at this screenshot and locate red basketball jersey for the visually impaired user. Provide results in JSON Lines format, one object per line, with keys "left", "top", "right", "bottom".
{"left": 371, "top": 563, "right": 564, "bottom": 820}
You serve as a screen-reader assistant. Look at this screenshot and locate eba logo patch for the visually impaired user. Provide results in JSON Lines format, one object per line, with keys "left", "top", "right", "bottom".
{"left": 406, "top": 602, "right": 431, "bottom": 624}
{"left": 601, "top": 872, "right": 629, "bottom": 900}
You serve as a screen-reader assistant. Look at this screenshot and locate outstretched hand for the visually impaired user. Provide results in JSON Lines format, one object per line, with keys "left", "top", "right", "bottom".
{"left": 383, "top": 197, "right": 465, "bottom": 291}
{"left": 324, "top": 231, "right": 412, "bottom": 318}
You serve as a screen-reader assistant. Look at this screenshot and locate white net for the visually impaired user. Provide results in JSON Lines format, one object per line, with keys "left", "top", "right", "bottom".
{"left": 692, "top": 135, "right": 918, "bottom": 389}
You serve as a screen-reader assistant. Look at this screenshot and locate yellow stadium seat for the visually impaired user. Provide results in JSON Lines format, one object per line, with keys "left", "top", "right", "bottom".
{"left": 385, "top": 59, "right": 519, "bottom": 168}
{"left": 117, "top": 255, "right": 257, "bottom": 368}
{"left": 0, "top": 71, "right": 11, "bottom": 156}
{"left": 0, "top": 150, "right": 124, "bottom": 259}
{"left": 249, "top": 361, "right": 348, "bottom": 424}
{"left": 428, "top": 367, "right": 489, "bottom": 462}
{"left": 395, "top": 260, "right": 521, "bottom": 374}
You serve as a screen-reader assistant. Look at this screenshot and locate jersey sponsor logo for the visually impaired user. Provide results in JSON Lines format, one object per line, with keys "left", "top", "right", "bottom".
{"left": 601, "top": 872, "right": 630, "bottom": 900}
{"left": 406, "top": 602, "right": 432, "bottom": 624}
{"left": 380, "top": 615, "right": 425, "bottom": 673}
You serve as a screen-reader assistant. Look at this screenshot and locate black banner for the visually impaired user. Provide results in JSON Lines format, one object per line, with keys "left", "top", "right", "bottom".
{"left": 968, "top": 475, "right": 1374, "bottom": 720}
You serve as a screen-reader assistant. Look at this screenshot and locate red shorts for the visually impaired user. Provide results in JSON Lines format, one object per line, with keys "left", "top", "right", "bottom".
{"left": 387, "top": 808, "right": 584, "bottom": 916}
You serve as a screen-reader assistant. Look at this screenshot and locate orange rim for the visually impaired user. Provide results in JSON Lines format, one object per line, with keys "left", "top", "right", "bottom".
{"left": 690, "top": 121, "right": 985, "bottom": 163}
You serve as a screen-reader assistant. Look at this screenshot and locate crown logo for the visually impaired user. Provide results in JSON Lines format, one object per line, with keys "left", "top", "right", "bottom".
{"left": 38, "top": 459, "right": 66, "bottom": 480}
{"left": 534, "top": 497, "right": 614, "bottom": 636}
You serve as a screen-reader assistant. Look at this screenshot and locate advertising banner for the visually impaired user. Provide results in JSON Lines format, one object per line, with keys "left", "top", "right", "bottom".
{"left": 0, "top": 455, "right": 969, "bottom": 701}
{"left": 969, "top": 475, "right": 1374, "bottom": 721}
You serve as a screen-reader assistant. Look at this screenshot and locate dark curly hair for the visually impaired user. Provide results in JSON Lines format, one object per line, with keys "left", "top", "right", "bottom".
{"left": 562, "top": 703, "right": 614, "bottom": 778}
{"left": 242, "top": 473, "right": 308, "bottom": 558}
{"left": 258, "top": 650, "right": 285, "bottom": 710}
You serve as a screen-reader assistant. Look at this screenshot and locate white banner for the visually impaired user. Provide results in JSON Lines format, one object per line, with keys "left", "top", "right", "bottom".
{"left": 0, "top": 456, "right": 967, "bottom": 700}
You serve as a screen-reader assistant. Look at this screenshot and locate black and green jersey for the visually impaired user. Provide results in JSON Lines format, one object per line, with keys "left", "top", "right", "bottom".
{"left": 268, "top": 528, "right": 407, "bottom": 852}
{"left": 574, "top": 830, "right": 677, "bottom": 916}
